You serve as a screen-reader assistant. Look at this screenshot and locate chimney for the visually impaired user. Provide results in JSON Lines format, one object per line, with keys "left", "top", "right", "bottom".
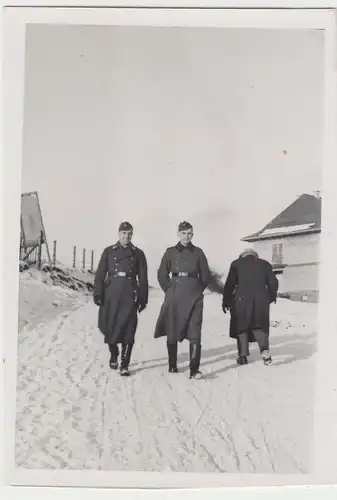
{"left": 311, "top": 190, "right": 321, "bottom": 199}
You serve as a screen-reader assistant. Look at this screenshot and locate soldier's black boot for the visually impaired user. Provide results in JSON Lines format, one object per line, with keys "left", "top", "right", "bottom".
{"left": 189, "top": 343, "right": 202, "bottom": 379}
{"left": 167, "top": 342, "right": 178, "bottom": 373}
{"left": 237, "top": 356, "right": 248, "bottom": 366}
{"left": 120, "top": 343, "right": 133, "bottom": 376}
{"left": 109, "top": 344, "right": 119, "bottom": 370}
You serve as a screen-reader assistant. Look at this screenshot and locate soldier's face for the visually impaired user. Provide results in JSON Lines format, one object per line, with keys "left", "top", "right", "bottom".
{"left": 179, "top": 229, "right": 193, "bottom": 245}
{"left": 119, "top": 230, "right": 133, "bottom": 246}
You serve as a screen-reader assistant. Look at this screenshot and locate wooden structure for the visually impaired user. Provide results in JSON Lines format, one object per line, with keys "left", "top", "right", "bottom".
{"left": 20, "top": 191, "right": 53, "bottom": 270}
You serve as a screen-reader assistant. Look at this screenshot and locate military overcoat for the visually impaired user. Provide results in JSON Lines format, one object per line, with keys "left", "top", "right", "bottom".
{"left": 93, "top": 242, "right": 148, "bottom": 345}
{"left": 154, "top": 242, "right": 210, "bottom": 344}
{"left": 222, "top": 255, "right": 279, "bottom": 341}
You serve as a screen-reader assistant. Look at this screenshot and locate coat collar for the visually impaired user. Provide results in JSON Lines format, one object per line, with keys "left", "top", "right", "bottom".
{"left": 113, "top": 241, "right": 136, "bottom": 252}
{"left": 176, "top": 241, "right": 195, "bottom": 252}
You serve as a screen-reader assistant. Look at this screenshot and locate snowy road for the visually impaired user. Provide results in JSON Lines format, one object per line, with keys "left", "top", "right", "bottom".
{"left": 15, "top": 284, "right": 317, "bottom": 473}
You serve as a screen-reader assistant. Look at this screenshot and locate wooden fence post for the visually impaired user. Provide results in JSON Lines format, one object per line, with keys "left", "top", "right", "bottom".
{"left": 83, "top": 248, "right": 86, "bottom": 270}
{"left": 91, "top": 250, "right": 94, "bottom": 272}
{"left": 37, "top": 230, "right": 43, "bottom": 270}
{"left": 52, "top": 240, "right": 57, "bottom": 267}
{"left": 73, "top": 246, "right": 76, "bottom": 268}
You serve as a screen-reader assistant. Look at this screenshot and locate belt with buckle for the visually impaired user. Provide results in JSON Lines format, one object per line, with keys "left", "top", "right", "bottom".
{"left": 172, "top": 272, "right": 198, "bottom": 278}
{"left": 110, "top": 271, "right": 135, "bottom": 279}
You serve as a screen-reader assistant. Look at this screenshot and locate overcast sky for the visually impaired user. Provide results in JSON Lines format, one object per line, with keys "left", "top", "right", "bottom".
{"left": 21, "top": 25, "right": 324, "bottom": 284}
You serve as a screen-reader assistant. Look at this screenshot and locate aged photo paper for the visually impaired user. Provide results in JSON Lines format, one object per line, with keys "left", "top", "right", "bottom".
{"left": 2, "top": 5, "right": 337, "bottom": 490}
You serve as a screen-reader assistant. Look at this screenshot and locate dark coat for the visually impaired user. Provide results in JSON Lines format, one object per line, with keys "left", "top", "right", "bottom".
{"left": 222, "top": 255, "right": 279, "bottom": 341}
{"left": 154, "top": 242, "right": 210, "bottom": 343}
{"left": 93, "top": 242, "right": 148, "bottom": 345}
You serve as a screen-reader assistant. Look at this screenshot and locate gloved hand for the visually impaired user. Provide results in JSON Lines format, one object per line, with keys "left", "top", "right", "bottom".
{"left": 138, "top": 301, "right": 147, "bottom": 313}
{"left": 94, "top": 295, "right": 103, "bottom": 306}
{"left": 222, "top": 305, "right": 229, "bottom": 314}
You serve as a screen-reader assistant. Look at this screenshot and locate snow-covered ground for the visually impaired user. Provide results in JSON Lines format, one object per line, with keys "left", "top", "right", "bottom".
{"left": 15, "top": 272, "right": 317, "bottom": 473}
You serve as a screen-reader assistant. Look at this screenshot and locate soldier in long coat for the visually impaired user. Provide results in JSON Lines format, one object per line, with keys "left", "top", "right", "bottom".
{"left": 222, "top": 248, "right": 279, "bottom": 366}
{"left": 154, "top": 221, "right": 211, "bottom": 379}
{"left": 93, "top": 222, "right": 148, "bottom": 376}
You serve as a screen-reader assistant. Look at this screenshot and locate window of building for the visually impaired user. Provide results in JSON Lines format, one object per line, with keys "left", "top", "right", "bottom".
{"left": 272, "top": 242, "right": 283, "bottom": 265}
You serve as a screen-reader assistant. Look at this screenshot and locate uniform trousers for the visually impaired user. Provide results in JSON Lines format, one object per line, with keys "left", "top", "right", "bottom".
{"left": 237, "top": 328, "right": 269, "bottom": 357}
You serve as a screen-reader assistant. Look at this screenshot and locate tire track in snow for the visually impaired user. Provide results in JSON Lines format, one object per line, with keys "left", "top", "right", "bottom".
{"left": 98, "top": 374, "right": 109, "bottom": 469}
{"left": 16, "top": 292, "right": 317, "bottom": 473}
{"left": 162, "top": 374, "right": 227, "bottom": 472}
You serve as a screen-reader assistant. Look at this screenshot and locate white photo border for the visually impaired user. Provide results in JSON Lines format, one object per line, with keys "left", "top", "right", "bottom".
{"left": 3, "top": 5, "right": 337, "bottom": 490}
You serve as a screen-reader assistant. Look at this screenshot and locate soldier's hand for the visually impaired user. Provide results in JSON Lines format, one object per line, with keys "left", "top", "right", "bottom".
{"left": 138, "top": 302, "right": 147, "bottom": 313}
{"left": 94, "top": 295, "right": 102, "bottom": 306}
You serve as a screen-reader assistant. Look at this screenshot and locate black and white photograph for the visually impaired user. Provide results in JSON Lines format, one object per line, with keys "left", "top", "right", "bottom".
{"left": 3, "top": 6, "right": 337, "bottom": 491}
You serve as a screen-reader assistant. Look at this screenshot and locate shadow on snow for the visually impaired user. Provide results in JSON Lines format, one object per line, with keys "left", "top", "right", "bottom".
{"left": 132, "top": 331, "right": 316, "bottom": 379}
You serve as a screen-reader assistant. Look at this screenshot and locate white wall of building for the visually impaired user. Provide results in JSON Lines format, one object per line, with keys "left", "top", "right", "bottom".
{"left": 252, "top": 232, "right": 320, "bottom": 266}
{"left": 283, "top": 264, "right": 319, "bottom": 293}
{"left": 251, "top": 233, "right": 320, "bottom": 297}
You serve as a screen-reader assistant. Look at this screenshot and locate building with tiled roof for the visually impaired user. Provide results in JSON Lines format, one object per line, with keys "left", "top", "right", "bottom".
{"left": 241, "top": 192, "right": 321, "bottom": 301}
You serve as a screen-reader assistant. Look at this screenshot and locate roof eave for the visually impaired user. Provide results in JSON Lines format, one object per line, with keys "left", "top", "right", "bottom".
{"left": 241, "top": 228, "right": 321, "bottom": 243}
{"left": 272, "top": 263, "right": 287, "bottom": 270}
